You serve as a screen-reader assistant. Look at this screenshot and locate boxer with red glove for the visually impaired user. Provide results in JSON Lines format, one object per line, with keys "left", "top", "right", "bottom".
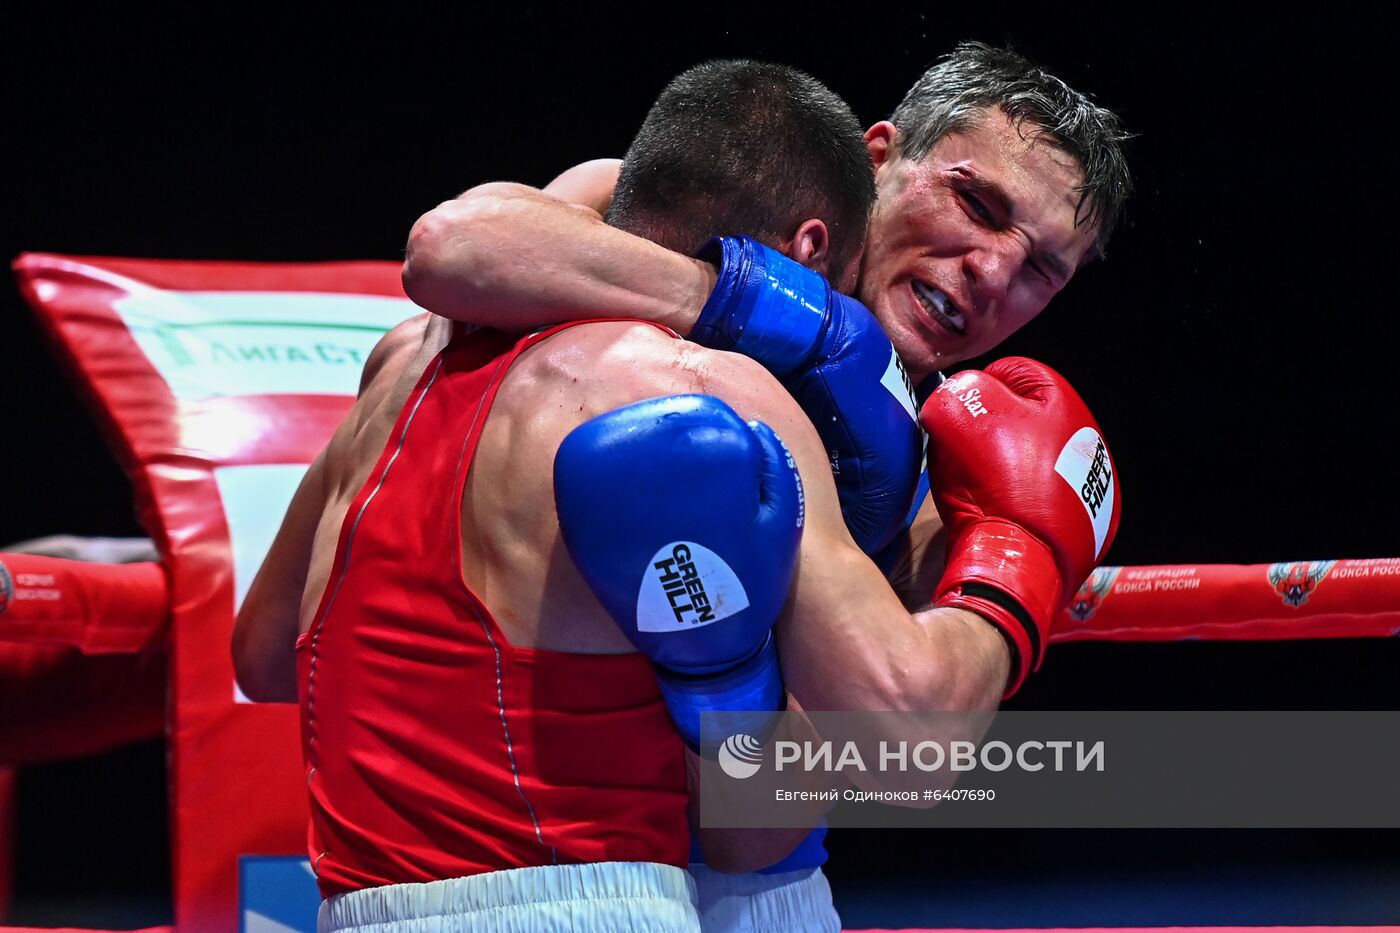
{"left": 920, "top": 357, "right": 1121, "bottom": 694}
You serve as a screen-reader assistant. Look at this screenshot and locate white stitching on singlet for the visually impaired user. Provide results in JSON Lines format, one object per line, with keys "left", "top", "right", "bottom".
{"left": 306, "top": 357, "right": 445, "bottom": 768}
{"left": 452, "top": 348, "right": 558, "bottom": 864}
{"left": 307, "top": 345, "right": 558, "bottom": 869}
{"left": 474, "top": 608, "right": 557, "bottom": 863}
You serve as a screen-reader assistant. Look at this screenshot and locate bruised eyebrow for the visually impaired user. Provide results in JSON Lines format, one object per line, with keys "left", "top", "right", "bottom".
{"left": 951, "top": 167, "right": 1012, "bottom": 215}
{"left": 1036, "top": 250, "right": 1071, "bottom": 285}
{"left": 953, "top": 166, "right": 1073, "bottom": 286}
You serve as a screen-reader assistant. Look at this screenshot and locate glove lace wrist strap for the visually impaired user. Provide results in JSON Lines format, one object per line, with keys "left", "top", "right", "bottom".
{"left": 961, "top": 582, "right": 1039, "bottom": 688}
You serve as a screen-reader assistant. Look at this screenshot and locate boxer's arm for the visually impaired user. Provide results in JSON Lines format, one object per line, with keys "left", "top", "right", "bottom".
{"left": 883, "top": 495, "right": 951, "bottom": 610}
{"left": 231, "top": 447, "right": 330, "bottom": 703}
{"left": 402, "top": 182, "right": 713, "bottom": 333}
{"left": 540, "top": 158, "right": 621, "bottom": 216}
{"left": 230, "top": 319, "right": 424, "bottom": 700}
{"left": 687, "top": 746, "right": 827, "bottom": 873}
{"left": 687, "top": 695, "right": 840, "bottom": 872}
{"left": 699, "top": 352, "right": 1010, "bottom": 719}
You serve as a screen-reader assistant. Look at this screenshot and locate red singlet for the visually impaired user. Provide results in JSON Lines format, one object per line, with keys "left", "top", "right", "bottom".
{"left": 297, "top": 323, "right": 689, "bottom": 898}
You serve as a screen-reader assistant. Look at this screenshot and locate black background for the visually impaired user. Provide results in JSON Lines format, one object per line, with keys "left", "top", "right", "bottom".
{"left": 4, "top": 4, "right": 1398, "bottom": 928}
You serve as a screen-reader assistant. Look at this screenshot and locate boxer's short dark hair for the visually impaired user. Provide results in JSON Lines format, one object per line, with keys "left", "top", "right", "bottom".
{"left": 608, "top": 60, "right": 875, "bottom": 282}
{"left": 891, "top": 41, "right": 1133, "bottom": 256}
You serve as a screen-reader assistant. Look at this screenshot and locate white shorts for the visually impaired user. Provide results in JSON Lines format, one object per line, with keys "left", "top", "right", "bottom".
{"left": 318, "top": 861, "right": 700, "bottom": 933}
{"left": 688, "top": 864, "right": 840, "bottom": 933}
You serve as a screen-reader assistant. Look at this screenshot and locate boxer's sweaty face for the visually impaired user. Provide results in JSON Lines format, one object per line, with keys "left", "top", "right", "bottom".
{"left": 858, "top": 107, "right": 1098, "bottom": 382}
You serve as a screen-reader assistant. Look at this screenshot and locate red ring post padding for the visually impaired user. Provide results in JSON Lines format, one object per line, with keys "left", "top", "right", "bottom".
{"left": 13, "top": 253, "right": 411, "bottom": 933}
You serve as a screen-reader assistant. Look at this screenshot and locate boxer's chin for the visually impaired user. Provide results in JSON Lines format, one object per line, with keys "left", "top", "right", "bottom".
{"left": 880, "top": 317, "right": 942, "bottom": 385}
{"left": 892, "top": 281, "right": 965, "bottom": 377}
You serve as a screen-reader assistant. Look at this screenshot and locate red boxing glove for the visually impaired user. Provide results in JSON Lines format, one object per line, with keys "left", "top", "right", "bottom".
{"left": 920, "top": 358, "right": 1121, "bottom": 695}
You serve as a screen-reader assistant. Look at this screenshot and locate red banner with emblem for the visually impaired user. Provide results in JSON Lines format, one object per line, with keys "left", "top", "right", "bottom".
{"left": 1053, "top": 559, "right": 1400, "bottom": 642}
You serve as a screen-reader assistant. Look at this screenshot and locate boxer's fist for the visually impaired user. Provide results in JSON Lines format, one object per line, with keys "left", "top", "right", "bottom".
{"left": 554, "top": 394, "right": 804, "bottom": 748}
{"left": 692, "top": 236, "right": 922, "bottom": 555}
{"left": 920, "top": 358, "right": 1121, "bottom": 694}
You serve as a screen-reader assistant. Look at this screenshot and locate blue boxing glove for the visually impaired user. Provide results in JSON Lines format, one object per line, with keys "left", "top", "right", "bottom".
{"left": 692, "top": 236, "right": 921, "bottom": 555}
{"left": 554, "top": 394, "right": 803, "bottom": 750}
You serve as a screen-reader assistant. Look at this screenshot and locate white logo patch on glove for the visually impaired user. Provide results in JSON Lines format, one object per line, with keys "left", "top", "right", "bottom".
{"left": 880, "top": 346, "right": 918, "bottom": 423}
{"left": 637, "top": 542, "right": 750, "bottom": 633}
{"left": 1054, "top": 427, "right": 1115, "bottom": 559}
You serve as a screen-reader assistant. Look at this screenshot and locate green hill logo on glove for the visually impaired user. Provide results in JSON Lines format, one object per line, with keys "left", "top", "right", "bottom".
{"left": 637, "top": 542, "right": 750, "bottom": 632}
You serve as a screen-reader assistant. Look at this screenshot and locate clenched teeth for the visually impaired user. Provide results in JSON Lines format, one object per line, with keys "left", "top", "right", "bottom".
{"left": 913, "top": 281, "right": 966, "bottom": 334}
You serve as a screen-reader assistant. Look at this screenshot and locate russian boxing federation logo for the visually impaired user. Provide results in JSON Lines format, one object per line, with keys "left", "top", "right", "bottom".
{"left": 1069, "top": 566, "right": 1121, "bottom": 621}
{"left": 637, "top": 542, "right": 750, "bottom": 633}
{"left": 718, "top": 733, "right": 764, "bottom": 780}
{"left": 1267, "top": 560, "right": 1336, "bottom": 608}
{"left": 1053, "top": 427, "right": 1115, "bottom": 559}
{"left": 0, "top": 561, "right": 11, "bottom": 616}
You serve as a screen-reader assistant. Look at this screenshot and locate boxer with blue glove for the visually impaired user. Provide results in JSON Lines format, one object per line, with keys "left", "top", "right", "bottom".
{"left": 555, "top": 234, "right": 924, "bottom": 888}
{"left": 690, "top": 236, "right": 922, "bottom": 557}
{"left": 554, "top": 394, "right": 804, "bottom": 750}
{"left": 396, "top": 51, "right": 1131, "bottom": 933}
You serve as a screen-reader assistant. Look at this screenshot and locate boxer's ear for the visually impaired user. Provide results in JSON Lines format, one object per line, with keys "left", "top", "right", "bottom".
{"left": 865, "top": 121, "right": 898, "bottom": 169}
{"left": 783, "top": 218, "right": 831, "bottom": 275}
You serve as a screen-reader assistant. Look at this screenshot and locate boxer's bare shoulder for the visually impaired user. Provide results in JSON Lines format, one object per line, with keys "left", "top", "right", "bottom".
{"left": 332, "top": 312, "right": 447, "bottom": 476}
{"left": 493, "top": 321, "right": 736, "bottom": 414}
{"left": 319, "top": 313, "right": 449, "bottom": 493}
{"left": 462, "top": 320, "right": 785, "bottom": 654}
{"left": 356, "top": 311, "right": 436, "bottom": 396}
{"left": 297, "top": 314, "right": 454, "bottom": 632}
